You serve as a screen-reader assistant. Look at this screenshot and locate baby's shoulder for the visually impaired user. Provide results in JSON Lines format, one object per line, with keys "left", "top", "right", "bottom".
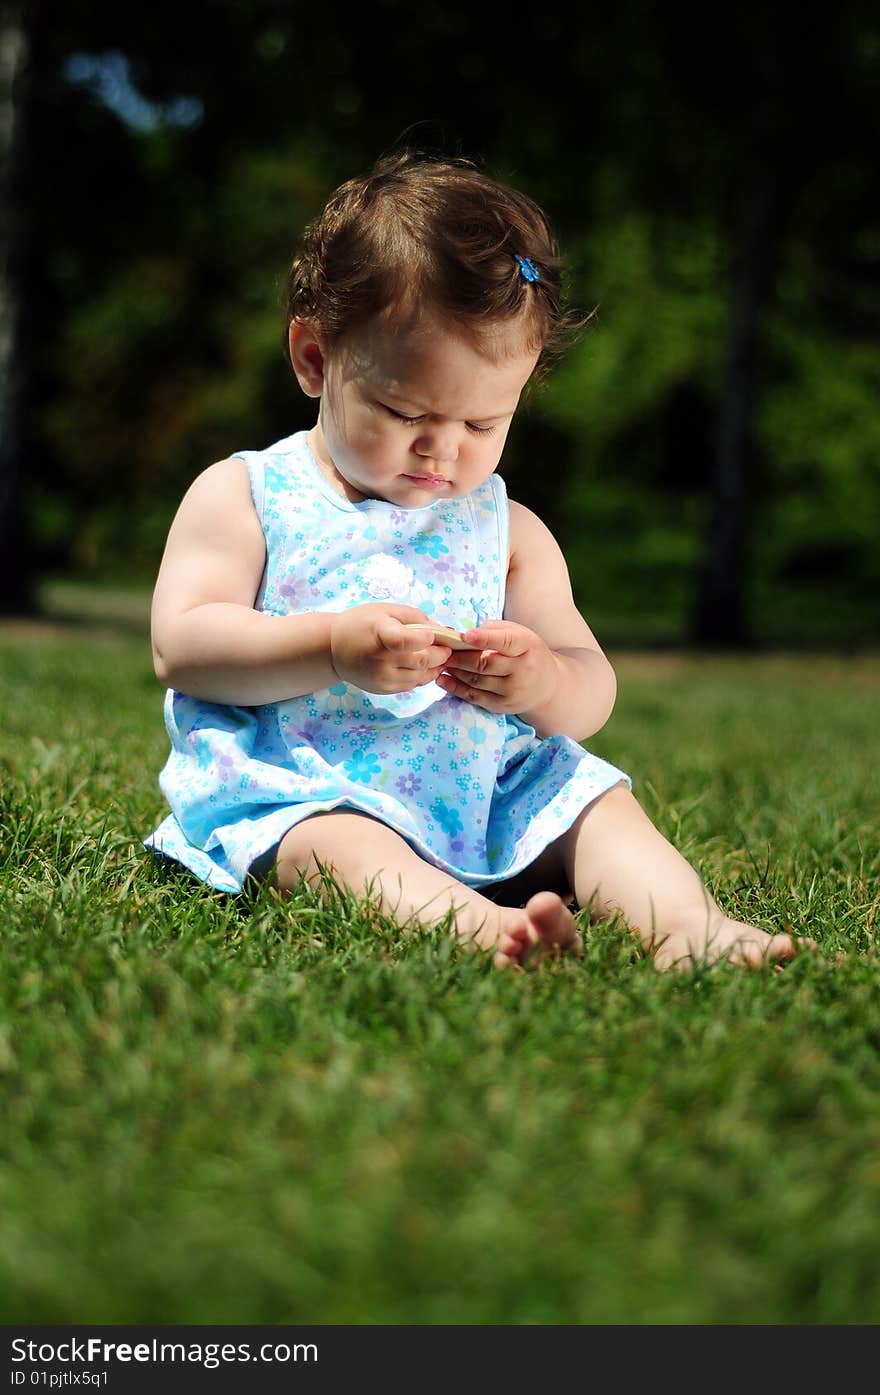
{"left": 172, "top": 455, "right": 259, "bottom": 536}
{"left": 506, "top": 498, "right": 569, "bottom": 578}
{"left": 183, "top": 454, "right": 252, "bottom": 502}
{"left": 507, "top": 498, "right": 559, "bottom": 548}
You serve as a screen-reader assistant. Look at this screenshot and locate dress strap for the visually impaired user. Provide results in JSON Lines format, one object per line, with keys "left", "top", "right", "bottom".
{"left": 231, "top": 450, "right": 265, "bottom": 523}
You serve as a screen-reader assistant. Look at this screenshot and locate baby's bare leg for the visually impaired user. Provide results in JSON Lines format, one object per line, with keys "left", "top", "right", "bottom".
{"left": 273, "top": 811, "right": 580, "bottom": 966}
{"left": 562, "top": 784, "right": 810, "bottom": 971}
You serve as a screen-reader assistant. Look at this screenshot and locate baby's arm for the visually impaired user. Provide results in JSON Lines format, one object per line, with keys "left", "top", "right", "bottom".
{"left": 151, "top": 458, "right": 450, "bottom": 704}
{"left": 437, "top": 501, "right": 617, "bottom": 741}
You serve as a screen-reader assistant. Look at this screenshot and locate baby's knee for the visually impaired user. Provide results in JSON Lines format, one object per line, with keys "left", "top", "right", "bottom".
{"left": 273, "top": 810, "right": 403, "bottom": 891}
{"left": 274, "top": 814, "right": 344, "bottom": 888}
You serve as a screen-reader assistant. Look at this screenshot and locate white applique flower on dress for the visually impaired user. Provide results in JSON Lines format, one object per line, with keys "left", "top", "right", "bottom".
{"left": 361, "top": 553, "right": 418, "bottom": 601}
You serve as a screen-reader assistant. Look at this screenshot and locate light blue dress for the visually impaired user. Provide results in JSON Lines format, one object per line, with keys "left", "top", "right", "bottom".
{"left": 146, "top": 431, "right": 630, "bottom": 893}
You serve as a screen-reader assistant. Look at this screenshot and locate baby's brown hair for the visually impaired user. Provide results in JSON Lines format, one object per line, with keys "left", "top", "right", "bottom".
{"left": 285, "top": 151, "right": 582, "bottom": 380}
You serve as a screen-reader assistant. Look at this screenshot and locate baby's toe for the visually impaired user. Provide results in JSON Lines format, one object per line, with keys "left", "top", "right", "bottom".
{"left": 523, "top": 892, "right": 582, "bottom": 955}
{"left": 493, "top": 921, "right": 531, "bottom": 970}
{"left": 730, "top": 931, "right": 800, "bottom": 970}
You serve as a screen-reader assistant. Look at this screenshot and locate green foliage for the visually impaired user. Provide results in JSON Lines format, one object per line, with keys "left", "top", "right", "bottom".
{"left": 547, "top": 214, "right": 727, "bottom": 441}
{"left": 518, "top": 212, "right": 880, "bottom": 642}
{"left": 759, "top": 314, "right": 880, "bottom": 588}
{"left": 1, "top": 616, "right": 879, "bottom": 1322}
{"left": 38, "top": 141, "right": 330, "bottom": 576}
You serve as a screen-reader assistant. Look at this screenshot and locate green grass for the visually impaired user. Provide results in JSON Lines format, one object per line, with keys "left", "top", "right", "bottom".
{"left": 1, "top": 604, "right": 879, "bottom": 1324}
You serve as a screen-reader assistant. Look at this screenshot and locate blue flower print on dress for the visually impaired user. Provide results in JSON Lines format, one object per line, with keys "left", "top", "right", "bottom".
{"left": 430, "top": 799, "right": 464, "bottom": 837}
{"left": 413, "top": 533, "right": 449, "bottom": 559}
{"left": 344, "top": 750, "right": 382, "bottom": 784}
{"left": 193, "top": 734, "right": 216, "bottom": 770}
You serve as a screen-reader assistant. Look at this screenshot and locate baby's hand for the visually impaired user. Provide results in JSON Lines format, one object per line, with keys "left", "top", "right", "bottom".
{"left": 436, "top": 621, "right": 559, "bottom": 716}
{"left": 330, "top": 604, "right": 452, "bottom": 694}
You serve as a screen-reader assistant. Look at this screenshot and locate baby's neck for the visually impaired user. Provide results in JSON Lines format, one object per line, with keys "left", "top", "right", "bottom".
{"left": 306, "top": 425, "right": 367, "bottom": 502}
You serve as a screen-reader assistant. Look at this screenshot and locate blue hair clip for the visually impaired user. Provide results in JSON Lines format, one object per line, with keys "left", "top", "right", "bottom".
{"left": 515, "top": 254, "right": 540, "bottom": 283}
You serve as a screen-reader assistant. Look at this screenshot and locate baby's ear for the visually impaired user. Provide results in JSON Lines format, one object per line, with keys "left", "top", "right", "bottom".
{"left": 288, "top": 321, "right": 326, "bottom": 396}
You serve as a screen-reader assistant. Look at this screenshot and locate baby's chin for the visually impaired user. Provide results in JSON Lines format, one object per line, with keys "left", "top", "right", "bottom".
{"left": 342, "top": 467, "right": 469, "bottom": 507}
{"left": 384, "top": 476, "right": 466, "bottom": 507}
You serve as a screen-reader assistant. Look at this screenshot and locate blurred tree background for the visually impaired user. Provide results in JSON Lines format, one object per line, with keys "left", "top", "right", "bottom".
{"left": 2, "top": 0, "right": 878, "bottom": 644}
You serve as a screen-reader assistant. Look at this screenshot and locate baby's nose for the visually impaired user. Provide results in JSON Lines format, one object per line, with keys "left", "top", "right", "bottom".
{"left": 414, "top": 425, "right": 459, "bottom": 463}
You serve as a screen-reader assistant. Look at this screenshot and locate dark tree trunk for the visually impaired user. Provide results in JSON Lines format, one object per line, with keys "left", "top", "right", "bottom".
{"left": 692, "top": 34, "right": 791, "bottom": 646}
{"left": 0, "top": 0, "right": 32, "bottom": 615}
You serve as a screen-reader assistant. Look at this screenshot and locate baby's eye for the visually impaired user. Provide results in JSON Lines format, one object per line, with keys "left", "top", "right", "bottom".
{"left": 383, "top": 405, "right": 425, "bottom": 426}
{"left": 382, "top": 403, "right": 496, "bottom": 436}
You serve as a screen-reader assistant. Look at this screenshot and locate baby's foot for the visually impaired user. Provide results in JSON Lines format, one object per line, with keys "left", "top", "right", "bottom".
{"left": 493, "top": 891, "right": 583, "bottom": 969}
{"left": 651, "top": 915, "right": 817, "bottom": 973}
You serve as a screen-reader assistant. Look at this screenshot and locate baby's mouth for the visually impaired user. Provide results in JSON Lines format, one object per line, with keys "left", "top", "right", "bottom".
{"left": 403, "top": 472, "right": 449, "bottom": 487}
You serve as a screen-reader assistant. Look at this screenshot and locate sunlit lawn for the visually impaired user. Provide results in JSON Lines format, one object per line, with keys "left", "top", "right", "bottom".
{"left": 1, "top": 589, "right": 878, "bottom": 1323}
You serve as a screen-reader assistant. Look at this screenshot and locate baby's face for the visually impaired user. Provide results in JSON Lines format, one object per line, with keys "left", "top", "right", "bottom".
{"left": 307, "top": 314, "right": 540, "bottom": 507}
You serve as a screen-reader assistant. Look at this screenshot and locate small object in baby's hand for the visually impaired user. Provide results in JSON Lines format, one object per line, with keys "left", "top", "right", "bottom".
{"left": 404, "top": 623, "right": 481, "bottom": 651}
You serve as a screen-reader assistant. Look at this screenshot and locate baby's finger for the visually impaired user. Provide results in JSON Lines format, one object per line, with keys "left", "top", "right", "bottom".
{"left": 378, "top": 617, "right": 444, "bottom": 654}
{"left": 442, "top": 668, "right": 504, "bottom": 692}
{"left": 459, "top": 623, "right": 528, "bottom": 657}
{"left": 442, "top": 651, "right": 506, "bottom": 678}
{"left": 436, "top": 672, "right": 507, "bottom": 708}
{"left": 397, "top": 643, "right": 452, "bottom": 672}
